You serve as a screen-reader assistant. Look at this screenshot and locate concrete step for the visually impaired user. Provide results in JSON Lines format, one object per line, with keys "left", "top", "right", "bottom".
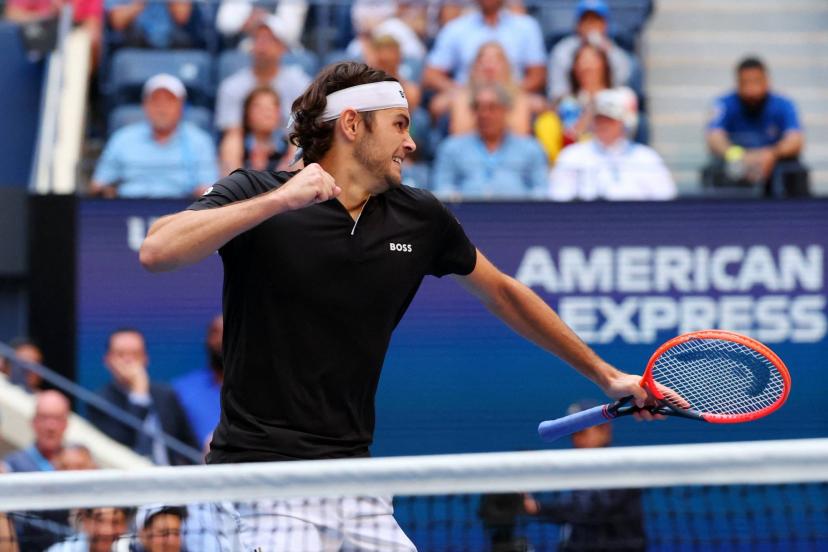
{"left": 645, "top": 64, "right": 828, "bottom": 88}
{"left": 652, "top": 10, "right": 828, "bottom": 33}
{"left": 656, "top": 0, "right": 828, "bottom": 13}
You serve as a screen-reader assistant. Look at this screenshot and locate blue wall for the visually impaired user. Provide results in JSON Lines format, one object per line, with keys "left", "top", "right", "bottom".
{"left": 0, "top": 22, "right": 44, "bottom": 187}
{"left": 76, "top": 199, "right": 828, "bottom": 455}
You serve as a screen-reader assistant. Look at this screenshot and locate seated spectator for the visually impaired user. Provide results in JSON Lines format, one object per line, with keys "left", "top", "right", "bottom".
{"left": 3, "top": 0, "right": 58, "bottom": 22}
{"left": 423, "top": 0, "right": 547, "bottom": 95}
{"left": 346, "top": 0, "right": 426, "bottom": 62}
{"left": 433, "top": 83, "right": 547, "bottom": 199}
{"left": 131, "top": 506, "right": 186, "bottom": 552}
{"left": 2, "top": 390, "right": 69, "bottom": 473}
{"left": 219, "top": 87, "right": 294, "bottom": 175}
{"left": 431, "top": 40, "right": 534, "bottom": 137}
{"left": 172, "top": 315, "right": 223, "bottom": 449}
{"left": 87, "top": 328, "right": 199, "bottom": 466}
{"left": 46, "top": 508, "right": 132, "bottom": 552}
{"left": 89, "top": 74, "right": 217, "bottom": 198}
{"left": 216, "top": 0, "right": 307, "bottom": 49}
{"left": 0, "top": 512, "right": 18, "bottom": 552}
{"left": 215, "top": 15, "right": 312, "bottom": 133}
{"left": 547, "top": 0, "right": 632, "bottom": 102}
{"left": 549, "top": 88, "right": 675, "bottom": 201}
{"left": 54, "top": 444, "right": 98, "bottom": 471}
{"left": 1, "top": 337, "right": 46, "bottom": 392}
{"left": 704, "top": 56, "right": 808, "bottom": 197}
{"left": 105, "top": 0, "right": 196, "bottom": 49}
{"left": 2, "top": 390, "right": 72, "bottom": 550}
{"left": 367, "top": 33, "right": 422, "bottom": 111}
{"left": 536, "top": 42, "right": 613, "bottom": 163}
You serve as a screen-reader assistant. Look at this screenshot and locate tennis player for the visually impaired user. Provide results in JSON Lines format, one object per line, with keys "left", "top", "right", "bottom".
{"left": 140, "top": 61, "right": 657, "bottom": 551}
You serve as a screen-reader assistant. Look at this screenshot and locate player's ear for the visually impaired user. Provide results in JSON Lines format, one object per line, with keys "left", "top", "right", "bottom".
{"left": 338, "top": 109, "right": 360, "bottom": 142}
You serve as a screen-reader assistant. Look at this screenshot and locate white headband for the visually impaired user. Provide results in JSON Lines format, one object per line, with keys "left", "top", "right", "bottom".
{"left": 319, "top": 81, "right": 407, "bottom": 122}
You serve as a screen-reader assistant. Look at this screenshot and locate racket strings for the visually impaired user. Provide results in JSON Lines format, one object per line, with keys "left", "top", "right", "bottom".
{"left": 651, "top": 339, "right": 785, "bottom": 417}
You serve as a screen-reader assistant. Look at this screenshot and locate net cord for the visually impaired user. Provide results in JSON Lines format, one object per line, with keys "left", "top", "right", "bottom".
{"left": 1, "top": 438, "right": 826, "bottom": 512}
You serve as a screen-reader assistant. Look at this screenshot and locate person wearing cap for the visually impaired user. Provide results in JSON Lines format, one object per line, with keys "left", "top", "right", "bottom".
{"left": 423, "top": 0, "right": 547, "bottom": 95}
{"left": 215, "top": 0, "right": 308, "bottom": 48}
{"left": 523, "top": 399, "right": 646, "bottom": 552}
{"left": 140, "top": 61, "right": 661, "bottom": 550}
{"left": 549, "top": 87, "right": 676, "bottom": 201}
{"left": 46, "top": 507, "right": 134, "bottom": 552}
{"left": 105, "top": 0, "right": 197, "bottom": 49}
{"left": 547, "top": 0, "right": 632, "bottom": 103}
{"left": 433, "top": 82, "right": 547, "bottom": 199}
{"left": 128, "top": 506, "right": 186, "bottom": 552}
{"left": 214, "top": 14, "right": 312, "bottom": 135}
{"left": 89, "top": 74, "right": 218, "bottom": 198}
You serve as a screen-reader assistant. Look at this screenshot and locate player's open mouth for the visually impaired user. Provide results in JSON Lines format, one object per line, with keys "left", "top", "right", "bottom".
{"left": 392, "top": 156, "right": 403, "bottom": 166}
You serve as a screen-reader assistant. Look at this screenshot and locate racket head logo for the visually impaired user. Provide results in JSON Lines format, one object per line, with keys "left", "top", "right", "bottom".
{"left": 642, "top": 330, "right": 791, "bottom": 424}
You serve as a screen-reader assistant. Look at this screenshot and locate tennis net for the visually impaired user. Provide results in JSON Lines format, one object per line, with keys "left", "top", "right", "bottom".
{"left": 1, "top": 438, "right": 826, "bottom": 551}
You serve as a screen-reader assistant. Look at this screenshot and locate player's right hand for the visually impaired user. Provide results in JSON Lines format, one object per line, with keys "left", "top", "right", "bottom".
{"left": 276, "top": 163, "right": 341, "bottom": 211}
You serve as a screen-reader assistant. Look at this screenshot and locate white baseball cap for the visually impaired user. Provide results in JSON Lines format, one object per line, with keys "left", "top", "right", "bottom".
{"left": 134, "top": 504, "right": 187, "bottom": 530}
{"left": 594, "top": 87, "right": 639, "bottom": 130}
{"left": 142, "top": 73, "right": 187, "bottom": 100}
{"left": 259, "top": 14, "right": 292, "bottom": 47}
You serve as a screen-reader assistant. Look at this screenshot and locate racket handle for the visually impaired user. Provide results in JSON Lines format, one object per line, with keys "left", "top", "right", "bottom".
{"left": 538, "top": 405, "right": 613, "bottom": 441}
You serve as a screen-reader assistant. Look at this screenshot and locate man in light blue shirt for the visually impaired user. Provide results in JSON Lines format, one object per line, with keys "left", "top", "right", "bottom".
{"left": 423, "top": 0, "right": 547, "bottom": 94}
{"left": 91, "top": 74, "right": 218, "bottom": 199}
{"left": 433, "top": 83, "right": 548, "bottom": 199}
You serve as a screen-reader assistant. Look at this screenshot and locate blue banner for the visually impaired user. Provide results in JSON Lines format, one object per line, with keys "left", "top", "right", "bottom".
{"left": 77, "top": 199, "right": 828, "bottom": 455}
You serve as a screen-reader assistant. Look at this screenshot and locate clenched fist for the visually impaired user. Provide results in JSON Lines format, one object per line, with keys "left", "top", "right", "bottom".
{"left": 275, "top": 163, "right": 341, "bottom": 211}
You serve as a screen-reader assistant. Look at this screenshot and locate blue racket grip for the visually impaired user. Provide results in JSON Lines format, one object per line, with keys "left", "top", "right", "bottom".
{"left": 538, "top": 404, "right": 615, "bottom": 442}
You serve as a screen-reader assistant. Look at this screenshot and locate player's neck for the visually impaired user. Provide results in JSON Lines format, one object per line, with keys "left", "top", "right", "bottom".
{"left": 319, "top": 156, "right": 375, "bottom": 219}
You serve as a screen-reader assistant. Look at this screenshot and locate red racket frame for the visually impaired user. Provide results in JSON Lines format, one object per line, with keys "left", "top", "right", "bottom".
{"left": 641, "top": 330, "right": 791, "bottom": 424}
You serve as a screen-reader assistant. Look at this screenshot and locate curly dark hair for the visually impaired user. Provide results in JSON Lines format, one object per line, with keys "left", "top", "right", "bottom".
{"left": 288, "top": 62, "right": 398, "bottom": 165}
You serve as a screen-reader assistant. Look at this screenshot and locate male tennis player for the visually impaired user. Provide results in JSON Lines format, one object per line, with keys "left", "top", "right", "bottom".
{"left": 140, "top": 62, "right": 657, "bottom": 551}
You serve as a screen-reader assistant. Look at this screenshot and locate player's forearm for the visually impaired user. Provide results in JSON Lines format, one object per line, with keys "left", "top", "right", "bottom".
{"left": 488, "top": 276, "right": 621, "bottom": 388}
{"left": 140, "top": 192, "right": 288, "bottom": 272}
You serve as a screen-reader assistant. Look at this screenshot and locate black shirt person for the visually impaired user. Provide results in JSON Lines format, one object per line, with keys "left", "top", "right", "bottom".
{"left": 140, "top": 62, "right": 656, "bottom": 551}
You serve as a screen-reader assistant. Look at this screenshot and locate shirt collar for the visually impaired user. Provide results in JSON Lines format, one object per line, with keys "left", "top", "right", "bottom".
{"left": 473, "top": 9, "right": 510, "bottom": 27}
{"left": 593, "top": 137, "right": 631, "bottom": 156}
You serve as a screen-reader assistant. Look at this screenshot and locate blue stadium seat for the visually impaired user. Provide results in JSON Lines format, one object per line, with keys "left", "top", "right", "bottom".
{"left": 106, "top": 49, "right": 215, "bottom": 109}
{"left": 217, "top": 49, "right": 248, "bottom": 82}
{"left": 107, "top": 104, "right": 214, "bottom": 137}
{"left": 217, "top": 49, "right": 321, "bottom": 83}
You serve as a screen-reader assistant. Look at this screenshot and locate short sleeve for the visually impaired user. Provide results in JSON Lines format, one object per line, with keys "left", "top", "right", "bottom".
{"left": 523, "top": 17, "right": 547, "bottom": 67}
{"left": 92, "top": 133, "right": 124, "bottom": 186}
{"left": 426, "top": 21, "right": 459, "bottom": 73}
{"left": 780, "top": 98, "right": 801, "bottom": 133}
{"left": 707, "top": 98, "right": 729, "bottom": 131}
{"left": 429, "top": 200, "right": 476, "bottom": 277}
{"left": 187, "top": 170, "right": 263, "bottom": 211}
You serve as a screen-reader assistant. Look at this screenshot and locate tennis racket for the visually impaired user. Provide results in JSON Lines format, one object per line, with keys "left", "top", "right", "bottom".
{"left": 538, "top": 330, "right": 791, "bottom": 442}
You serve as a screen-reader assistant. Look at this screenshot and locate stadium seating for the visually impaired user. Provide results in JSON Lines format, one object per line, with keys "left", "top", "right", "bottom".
{"left": 105, "top": 49, "right": 215, "bottom": 109}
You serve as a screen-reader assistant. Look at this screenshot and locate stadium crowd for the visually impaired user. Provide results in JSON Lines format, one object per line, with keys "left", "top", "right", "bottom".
{"left": 0, "top": 0, "right": 815, "bottom": 549}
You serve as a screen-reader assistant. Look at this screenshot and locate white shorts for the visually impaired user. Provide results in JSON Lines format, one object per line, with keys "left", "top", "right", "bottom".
{"left": 232, "top": 496, "right": 417, "bottom": 552}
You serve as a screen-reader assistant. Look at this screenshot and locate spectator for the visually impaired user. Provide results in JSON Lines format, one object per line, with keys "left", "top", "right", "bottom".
{"left": 0, "top": 512, "right": 19, "bottom": 552}
{"left": 3, "top": 0, "right": 58, "bottom": 22}
{"left": 431, "top": 41, "right": 534, "bottom": 137}
{"left": 536, "top": 42, "right": 613, "bottom": 163}
{"left": 215, "top": 15, "right": 312, "bottom": 133}
{"left": 54, "top": 444, "right": 98, "bottom": 471}
{"left": 704, "top": 56, "right": 808, "bottom": 197}
{"left": 131, "top": 506, "right": 186, "bottom": 552}
{"left": 346, "top": 0, "right": 426, "bottom": 62}
{"left": 87, "top": 328, "right": 199, "bottom": 466}
{"left": 549, "top": 88, "right": 675, "bottom": 201}
{"left": 105, "top": 0, "right": 196, "bottom": 49}
{"left": 46, "top": 508, "right": 133, "bottom": 552}
{"left": 547, "top": 0, "right": 632, "bottom": 102}
{"left": 433, "top": 82, "right": 547, "bottom": 199}
{"left": 89, "top": 74, "right": 217, "bottom": 198}
{"left": 2, "top": 337, "right": 46, "bottom": 392}
{"left": 525, "top": 399, "right": 646, "bottom": 552}
{"left": 1, "top": 390, "right": 69, "bottom": 473}
{"left": 2, "top": 391, "right": 72, "bottom": 550}
{"left": 172, "top": 315, "right": 223, "bottom": 450}
{"left": 367, "top": 33, "right": 422, "bottom": 111}
{"left": 216, "top": 0, "right": 307, "bottom": 49}
{"left": 219, "top": 87, "right": 295, "bottom": 175}
{"left": 423, "top": 0, "right": 547, "bottom": 95}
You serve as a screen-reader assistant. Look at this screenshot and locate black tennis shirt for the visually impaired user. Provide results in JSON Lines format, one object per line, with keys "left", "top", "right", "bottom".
{"left": 188, "top": 169, "right": 477, "bottom": 463}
